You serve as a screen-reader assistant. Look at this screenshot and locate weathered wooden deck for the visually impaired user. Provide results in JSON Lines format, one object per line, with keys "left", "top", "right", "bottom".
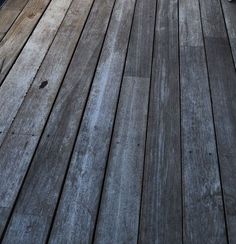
{"left": 0, "top": 0, "right": 236, "bottom": 242}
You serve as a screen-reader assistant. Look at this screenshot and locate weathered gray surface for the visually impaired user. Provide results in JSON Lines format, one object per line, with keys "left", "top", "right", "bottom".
{"left": 48, "top": 0, "right": 136, "bottom": 242}
{"left": 0, "top": 0, "right": 30, "bottom": 41}
{"left": 199, "top": 0, "right": 236, "bottom": 242}
{"left": 0, "top": 0, "right": 73, "bottom": 140}
{"left": 1, "top": 0, "right": 115, "bottom": 241}
{"left": 0, "top": 0, "right": 53, "bottom": 85}
{"left": 94, "top": 0, "right": 155, "bottom": 241}
{"left": 221, "top": 0, "right": 236, "bottom": 68}
{"left": 180, "top": 0, "right": 227, "bottom": 242}
{"left": 0, "top": 0, "right": 235, "bottom": 242}
{"left": 139, "top": 0, "right": 182, "bottom": 242}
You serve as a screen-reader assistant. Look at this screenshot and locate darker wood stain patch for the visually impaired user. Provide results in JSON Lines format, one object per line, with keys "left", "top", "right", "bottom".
{"left": 39, "top": 80, "right": 48, "bottom": 89}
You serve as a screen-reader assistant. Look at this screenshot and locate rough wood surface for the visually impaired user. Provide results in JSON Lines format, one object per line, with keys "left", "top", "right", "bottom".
{"left": 1, "top": 0, "right": 115, "bottom": 241}
{"left": 0, "top": 0, "right": 76, "bottom": 237}
{"left": 93, "top": 0, "right": 155, "bottom": 241}
{"left": 0, "top": 0, "right": 30, "bottom": 41}
{"left": 221, "top": 0, "right": 236, "bottom": 68}
{"left": 48, "top": 0, "right": 136, "bottom": 242}
{"left": 139, "top": 0, "right": 182, "bottom": 242}
{"left": 199, "top": 0, "right": 236, "bottom": 242}
{"left": 0, "top": 0, "right": 53, "bottom": 85}
{"left": 0, "top": 0, "right": 235, "bottom": 242}
{"left": 0, "top": 0, "right": 73, "bottom": 143}
{"left": 180, "top": 0, "right": 227, "bottom": 242}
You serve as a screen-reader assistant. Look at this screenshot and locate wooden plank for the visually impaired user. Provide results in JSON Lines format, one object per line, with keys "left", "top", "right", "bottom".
{"left": 0, "top": 0, "right": 53, "bottom": 85}
{"left": 93, "top": 0, "right": 155, "bottom": 241}
{"left": 95, "top": 77, "right": 149, "bottom": 244}
{"left": 48, "top": 0, "right": 136, "bottom": 242}
{"left": 0, "top": 0, "right": 116, "bottom": 241}
{"left": 7, "top": 0, "right": 95, "bottom": 137}
{"left": 0, "top": 0, "right": 73, "bottom": 144}
{"left": 199, "top": 0, "right": 236, "bottom": 242}
{"left": 0, "top": 0, "right": 30, "bottom": 41}
{"left": 139, "top": 0, "right": 181, "bottom": 242}
{"left": 179, "top": 0, "right": 227, "bottom": 242}
{"left": 221, "top": 0, "right": 236, "bottom": 68}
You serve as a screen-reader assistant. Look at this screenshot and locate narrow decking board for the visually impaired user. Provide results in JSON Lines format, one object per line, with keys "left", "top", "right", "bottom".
{"left": 0, "top": 0, "right": 30, "bottom": 41}
{"left": 7, "top": 0, "right": 95, "bottom": 137}
{"left": 180, "top": 0, "right": 228, "bottom": 242}
{"left": 139, "top": 0, "right": 182, "bottom": 242}
{"left": 0, "top": 0, "right": 75, "bottom": 236}
{"left": 221, "top": 0, "right": 236, "bottom": 68}
{"left": 0, "top": 0, "right": 54, "bottom": 85}
{"left": 93, "top": 0, "right": 155, "bottom": 241}
{"left": 0, "top": 0, "right": 235, "bottom": 242}
{"left": 0, "top": 0, "right": 5, "bottom": 7}
{"left": 1, "top": 0, "right": 116, "bottom": 241}
{"left": 94, "top": 77, "right": 150, "bottom": 244}
{"left": 0, "top": 0, "right": 73, "bottom": 144}
{"left": 0, "top": 0, "right": 96, "bottom": 238}
{"left": 48, "top": 0, "right": 137, "bottom": 242}
{"left": 199, "top": 0, "right": 236, "bottom": 242}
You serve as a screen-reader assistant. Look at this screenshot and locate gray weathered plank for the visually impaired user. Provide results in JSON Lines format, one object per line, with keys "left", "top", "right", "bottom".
{"left": 199, "top": 0, "right": 236, "bottom": 242}
{"left": 0, "top": 0, "right": 54, "bottom": 85}
{"left": 0, "top": 0, "right": 5, "bottom": 7}
{"left": 0, "top": 0, "right": 73, "bottom": 145}
{"left": 0, "top": 0, "right": 79, "bottom": 236}
{"left": 93, "top": 0, "right": 155, "bottom": 241}
{"left": 180, "top": 0, "right": 227, "bottom": 242}
{"left": 139, "top": 0, "right": 182, "bottom": 242}
{"left": 0, "top": 0, "right": 30, "bottom": 41}
{"left": 7, "top": 0, "right": 95, "bottom": 136}
{"left": 95, "top": 77, "right": 149, "bottom": 244}
{"left": 221, "top": 0, "right": 236, "bottom": 68}
{"left": 1, "top": 0, "right": 115, "bottom": 241}
{"left": 48, "top": 0, "right": 136, "bottom": 242}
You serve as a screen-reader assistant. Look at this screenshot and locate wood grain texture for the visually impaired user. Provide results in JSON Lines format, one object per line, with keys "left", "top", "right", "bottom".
{"left": 0, "top": 0, "right": 73, "bottom": 143}
{"left": 0, "top": 0, "right": 5, "bottom": 7}
{"left": 94, "top": 77, "right": 150, "bottom": 244}
{"left": 180, "top": 0, "right": 227, "bottom": 242}
{"left": 0, "top": 134, "right": 39, "bottom": 237}
{"left": 1, "top": 0, "right": 115, "bottom": 241}
{"left": 48, "top": 0, "right": 136, "bottom": 242}
{"left": 221, "top": 0, "right": 236, "bottom": 68}
{"left": 0, "top": 0, "right": 235, "bottom": 242}
{"left": 0, "top": 0, "right": 53, "bottom": 85}
{"left": 93, "top": 0, "right": 155, "bottom": 241}
{"left": 199, "top": 0, "right": 236, "bottom": 242}
{"left": 0, "top": 0, "right": 30, "bottom": 41}
{"left": 8, "top": 0, "right": 95, "bottom": 136}
{"left": 139, "top": 0, "right": 181, "bottom": 242}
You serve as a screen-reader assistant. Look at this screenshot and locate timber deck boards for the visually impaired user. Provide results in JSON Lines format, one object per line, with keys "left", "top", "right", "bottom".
{"left": 0, "top": 0, "right": 236, "bottom": 242}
